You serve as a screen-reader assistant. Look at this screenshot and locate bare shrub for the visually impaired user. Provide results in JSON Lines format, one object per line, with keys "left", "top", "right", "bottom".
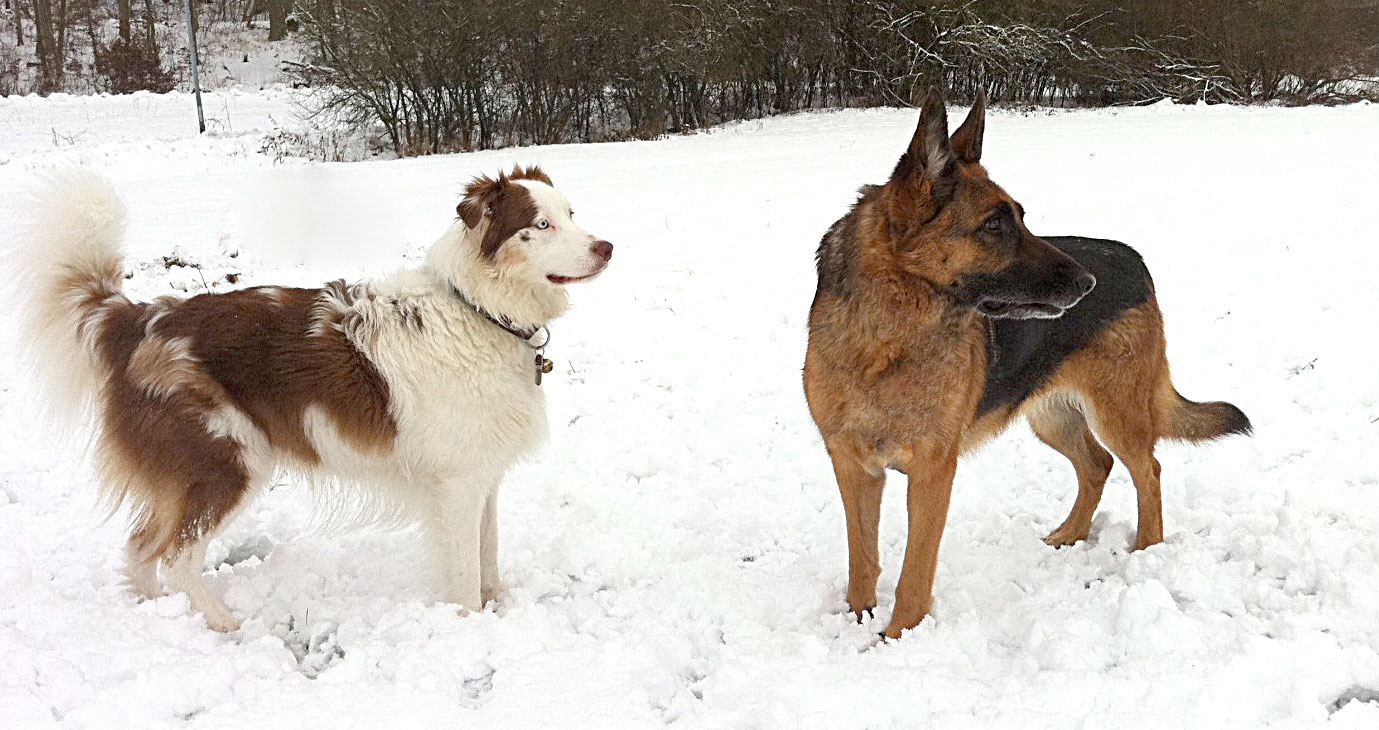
{"left": 281, "top": 0, "right": 1379, "bottom": 155}
{"left": 94, "top": 37, "right": 175, "bottom": 94}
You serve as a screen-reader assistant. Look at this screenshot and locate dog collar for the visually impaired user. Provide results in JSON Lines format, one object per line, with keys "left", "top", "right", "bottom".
{"left": 449, "top": 284, "right": 555, "bottom": 385}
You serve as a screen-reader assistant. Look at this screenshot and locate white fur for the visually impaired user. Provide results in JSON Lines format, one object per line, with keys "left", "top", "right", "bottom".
{"left": 291, "top": 177, "right": 610, "bottom": 613}
{"left": 12, "top": 169, "right": 609, "bottom": 630}
{"left": 127, "top": 336, "right": 200, "bottom": 401}
{"left": 7, "top": 167, "right": 128, "bottom": 433}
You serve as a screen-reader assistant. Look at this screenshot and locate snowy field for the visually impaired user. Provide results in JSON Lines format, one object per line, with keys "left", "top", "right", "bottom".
{"left": 2, "top": 91, "right": 1379, "bottom": 729}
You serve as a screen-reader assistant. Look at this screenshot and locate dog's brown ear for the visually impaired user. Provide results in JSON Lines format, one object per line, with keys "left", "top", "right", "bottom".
{"left": 890, "top": 88, "right": 958, "bottom": 204}
{"left": 457, "top": 173, "right": 508, "bottom": 228}
{"left": 950, "top": 88, "right": 986, "bottom": 164}
{"left": 509, "top": 164, "right": 553, "bottom": 186}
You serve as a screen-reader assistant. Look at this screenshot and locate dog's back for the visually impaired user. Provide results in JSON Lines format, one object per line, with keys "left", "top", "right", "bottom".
{"left": 976, "top": 237, "right": 1152, "bottom": 416}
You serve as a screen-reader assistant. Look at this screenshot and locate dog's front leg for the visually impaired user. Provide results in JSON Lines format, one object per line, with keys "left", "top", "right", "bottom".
{"left": 426, "top": 484, "right": 488, "bottom": 613}
{"left": 826, "top": 438, "right": 885, "bottom": 621}
{"left": 885, "top": 439, "right": 958, "bottom": 639}
{"left": 479, "top": 487, "right": 505, "bottom": 606}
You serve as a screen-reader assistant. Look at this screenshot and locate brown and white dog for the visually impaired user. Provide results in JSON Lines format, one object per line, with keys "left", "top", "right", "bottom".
{"left": 12, "top": 165, "right": 611, "bottom": 631}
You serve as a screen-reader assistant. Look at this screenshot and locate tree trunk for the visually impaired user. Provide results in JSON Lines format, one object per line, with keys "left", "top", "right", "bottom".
{"left": 117, "top": 0, "right": 130, "bottom": 41}
{"left": 267, "top": 0, "right": 292, "bottom": 41}
{"left": 55, "top": 0, "right": 67, "bottom": 62}
{"left": 83, "top": 0, "right": 96, "bottom": 51}
{"left": 11, "top": 0, "right": 24, "bottom": 46}
{"left": 141, "top": 0, "right": 154, "bottom": 52}
{"left": 31, "top": 0, "right": 60, "bottom": 91}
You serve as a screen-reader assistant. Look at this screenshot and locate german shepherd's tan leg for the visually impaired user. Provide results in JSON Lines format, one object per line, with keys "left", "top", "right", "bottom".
{"left": 886, "top": 440, "right": 958, "bottom": 638}
{"left": 1029, "top": 399, "right": 1115, "bottom": 546}
{"left": 826, "top": 439, "right": 885, "bottom": 620}
{"left": 1060, "top": 304, "right": 1170, "bottom": 551}
{"left": 1119, "top": 448, "right": 1164, "bottom": 550}
{"left": 1082, "top": 390, "right": 1165, "bottom": 550}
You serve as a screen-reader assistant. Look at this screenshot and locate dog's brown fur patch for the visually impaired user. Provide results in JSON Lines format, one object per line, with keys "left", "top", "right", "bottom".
{"left": 456, "top": 165, "right": 552, "bottom": 258}
{"left": 89, "top": 283, "right": 397, "bottom": 560}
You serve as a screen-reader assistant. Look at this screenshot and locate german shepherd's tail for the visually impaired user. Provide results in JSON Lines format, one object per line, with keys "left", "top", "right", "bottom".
{"left": 1161, "top": 387, "right": 1252, "bottom": 442}
{"left": 8, "top": 167, "right": 131, "bottom": 431}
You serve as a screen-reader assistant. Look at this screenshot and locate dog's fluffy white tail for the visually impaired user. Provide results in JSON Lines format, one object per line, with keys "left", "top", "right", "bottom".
{"left": 9, "top": 167, "right": 129, "bottom": 429}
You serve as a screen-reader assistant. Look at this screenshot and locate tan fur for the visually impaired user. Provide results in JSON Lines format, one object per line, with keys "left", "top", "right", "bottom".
{"left": 126, "top": 335, "right": 206, "bottom": 401}
{"left": 804, "top": 90, "right": 1246, "bottom": 639}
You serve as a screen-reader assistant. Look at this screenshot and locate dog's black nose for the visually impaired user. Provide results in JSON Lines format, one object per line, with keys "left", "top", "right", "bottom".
{"left": 1077, "top": 271, "right": 1097, "bottom": 296}
{"left": 591, "top": 240, "right": 613, "bottom": 261}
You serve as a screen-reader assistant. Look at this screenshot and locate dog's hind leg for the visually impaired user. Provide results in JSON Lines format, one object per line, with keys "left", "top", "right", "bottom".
{"left": 164, "top": 534, "right": 241, "bottom": 632}
{"left": 825, "top": 438, "right": 885, "bottom": 621}
{"left": 1059, "top": 304, "right": 1170, "bottom": 551}
{"left": 1099, "top": 438, "right": 1163, "bottom": 551}
{"left": 101, "top": 436, "right": 256, "bottom": 630}
{"left": 122, "top": 538, "right": 164, "bottom": 600}
{"left": 1028, "top": 397, "right": 1115, "bottom": 547}
{"left": 1081, "top": 392, "right": 1164, "bottom": 551}
{"left": 158, "top": 452, "right": 261, "bottom": 633}
{"left": 1119, "top": 446, "right": 1163, "bottom": 551}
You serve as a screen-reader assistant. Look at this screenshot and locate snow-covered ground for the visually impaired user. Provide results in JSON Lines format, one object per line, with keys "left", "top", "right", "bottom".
{"left": 0, "top": 87, "right": 304, "bottom": 165}
{"left": 2, "top": 91, "right": 1378, "bottom": 729}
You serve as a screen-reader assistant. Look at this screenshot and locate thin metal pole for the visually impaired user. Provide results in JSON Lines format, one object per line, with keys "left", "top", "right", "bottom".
{"left": 182, "top": 0, "right": 205, "bottom": 134}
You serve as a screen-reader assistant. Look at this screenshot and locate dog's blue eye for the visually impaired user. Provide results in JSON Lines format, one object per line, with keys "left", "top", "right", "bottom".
{"left": 536, "top": 220, "right": 549, "bottom": 230}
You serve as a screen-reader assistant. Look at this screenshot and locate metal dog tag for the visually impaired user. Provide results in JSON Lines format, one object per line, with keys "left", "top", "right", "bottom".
{"left": 535, "top": 354, "right": 554, "bottom": 385}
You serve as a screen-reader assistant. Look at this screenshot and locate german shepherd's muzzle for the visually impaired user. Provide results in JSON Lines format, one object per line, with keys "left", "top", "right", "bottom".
{"left": 953, "top": 231, "right": 1097, "bottom": 320}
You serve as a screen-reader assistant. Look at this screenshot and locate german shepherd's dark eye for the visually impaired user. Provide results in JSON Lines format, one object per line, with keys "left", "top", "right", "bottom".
{"left": 982, "top": 215, "right": 1003, "bottom": 234}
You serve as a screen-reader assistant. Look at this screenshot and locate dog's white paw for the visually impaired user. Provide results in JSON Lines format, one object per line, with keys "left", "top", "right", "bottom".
{"left": 481, "top": 581, "right": 507, "bottom": 606}
{"left": 203, "top": 611, "right": 242, "bottom": 633}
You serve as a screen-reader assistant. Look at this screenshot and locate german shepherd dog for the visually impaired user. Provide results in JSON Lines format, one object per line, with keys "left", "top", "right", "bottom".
{"left": 803, "top": 89, "right": 1250, "bottom": 639}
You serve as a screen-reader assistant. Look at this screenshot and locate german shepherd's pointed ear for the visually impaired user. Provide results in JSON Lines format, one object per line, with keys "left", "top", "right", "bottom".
{"left": 889, "top": 87, "right": 959, "bottom": 210}
{"left": 950, "top": 89, "right": 986, "bottom": 164}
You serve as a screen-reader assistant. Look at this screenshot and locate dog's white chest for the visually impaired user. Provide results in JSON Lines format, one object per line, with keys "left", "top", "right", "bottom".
{"left": 364, "top": 299, "right": 550, "bottom": 473}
